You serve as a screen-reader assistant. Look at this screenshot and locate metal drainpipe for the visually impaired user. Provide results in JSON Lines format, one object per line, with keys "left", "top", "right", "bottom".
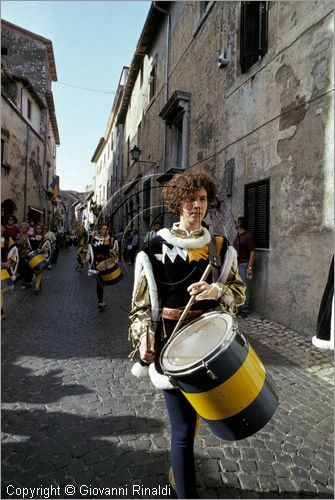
{"left": 42, "top": 107, "right": 48, "bottom": 225}
{"left": 152, "top": 1, "right": 170, "bottom": 173}
{"left": 24, "top": 125, "right": 30, "bottom": 220}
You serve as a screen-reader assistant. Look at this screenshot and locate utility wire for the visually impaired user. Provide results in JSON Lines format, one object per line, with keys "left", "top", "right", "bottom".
{"left": 55, "top": 81, "right": 149, "bottom": 97}
{"left": 55, "top": 81, "right": 116, "bottom": 94}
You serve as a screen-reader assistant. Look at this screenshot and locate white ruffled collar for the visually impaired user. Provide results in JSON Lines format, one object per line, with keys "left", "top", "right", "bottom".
{"left": 157, "top": 224, "right": 211, "bottom": 249}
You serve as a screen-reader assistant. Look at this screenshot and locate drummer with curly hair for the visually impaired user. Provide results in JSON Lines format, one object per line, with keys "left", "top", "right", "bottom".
{"left": 129, "top": 168, "right": 246, "bottom": 498}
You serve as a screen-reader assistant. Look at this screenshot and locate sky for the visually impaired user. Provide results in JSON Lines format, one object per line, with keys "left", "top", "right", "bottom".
{"left": 2, "top": 0, "right": 151, "bottom": 192}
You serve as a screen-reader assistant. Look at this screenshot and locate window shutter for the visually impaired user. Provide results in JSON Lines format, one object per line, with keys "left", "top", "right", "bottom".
{"left": 256, "top": 182, "right": 269, "bottom": 248}
{"left": 246, "top": 186, "right": 256, "bottom": 234}
{"left": 245, "top": 179, "right": 269, "bottom": 248}
{"left": 240, "top": 1, "right": 268, "bottom": 73}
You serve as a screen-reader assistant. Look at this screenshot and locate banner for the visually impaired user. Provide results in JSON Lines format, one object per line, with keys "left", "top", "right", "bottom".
{"left": 49, "top": 175, "right": 60, "bottom": 200}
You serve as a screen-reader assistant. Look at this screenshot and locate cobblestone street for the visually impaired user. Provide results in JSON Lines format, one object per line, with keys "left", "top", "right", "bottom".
{"left": 1, "top": 249, "right": 334, "bottom": 499}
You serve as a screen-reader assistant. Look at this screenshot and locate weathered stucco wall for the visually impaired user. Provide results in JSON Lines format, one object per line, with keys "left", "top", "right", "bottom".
{"left": 168, "top": 1, "right": 223, "bottom": 178}
{"left": 117, "top": 0, "right": 333, "bottom": 335}
{"left": 1, "top": 99, "right": 49, "bottom": 222}
{"left": 221, "top": 1, "right": 334, "bottom": 333}
{"left": 159, "top": 1, "right": 333, "bottom": 334}
{"left": 1, "top": 21, "right": 58, "bottom": 225}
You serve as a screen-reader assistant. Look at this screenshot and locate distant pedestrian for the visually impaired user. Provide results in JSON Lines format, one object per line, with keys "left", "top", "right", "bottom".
{"left": 88, "top": 223, "right": 96, "bottom": 244}
{"left": 28, "top": 223, "right": 47, "bottom": 294}
{"left": 75, "top": 223, "right": 88, "bottom": 271}
{"left": 123, "top": 230, "right": 133, "bottom": 264}
{"left": 143, "top": 221, "right": 163, "bottom": 247}
{"left": 116, "top": 228, "right": 124, "bottom": 256}
{"left": 28, "top": 221, "right": 35, "bottom": 236}
{"left": 44, "top": 225, "right": 56, "bottom": 269}
{"left": 65, "top": 231, "right": 72, "bottom": 249}
{"left": 16, "top": 222, "right": 33, "bottom": 289}
{"left": 51, "top": 230, "right": 61, "bottom": 264}
{"left": 4, "top": 214, "right": 20, "bottom": 240}
{"left": 1, "top": 221, "right": 18, "bottom": 319}
{"left": 233, "top": 216, "right": 256, "bottom": 317}
{"left": 129, "top": 229, "right": 139, "bottom": 265}
{"left": 90, "top": 224, "right": 119, "bottom": 309}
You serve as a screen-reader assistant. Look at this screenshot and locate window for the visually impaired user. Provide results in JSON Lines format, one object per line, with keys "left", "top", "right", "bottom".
{"left": 149, "top": 62, "right": 157, "bottom": 101}
{"left": 172, "top": 116, "right": 183, "bottom": 168}
{"left": 240, "top": 1, "right": 268, "bottom": 74}
{"left": 143, "top": 179, "right": 151, "bottom": 220}
{"left": 159, "top": 90, "right": 191, "bottom": 169}
{"left": 27, "top": 98, "right": 32, "bottom": 120}
{"left": 244, "top": 179, "right": 269, "bottom": 248}
{"left": 1, "top": 138, "right": 9, "bottom": 166}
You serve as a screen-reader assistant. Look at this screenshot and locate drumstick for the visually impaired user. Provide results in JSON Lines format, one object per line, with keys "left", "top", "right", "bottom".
{"left": 170, "top": 263, "right": 212, "bottom": 341}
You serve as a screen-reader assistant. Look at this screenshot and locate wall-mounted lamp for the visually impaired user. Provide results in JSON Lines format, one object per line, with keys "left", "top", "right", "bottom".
{"left": 130, "top": 145, "right": 158, "bottom": 165}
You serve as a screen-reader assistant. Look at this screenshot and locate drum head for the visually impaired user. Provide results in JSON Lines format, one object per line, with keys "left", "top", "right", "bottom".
{"left": 161, "top": 312, "right": 234, "bottom": 373}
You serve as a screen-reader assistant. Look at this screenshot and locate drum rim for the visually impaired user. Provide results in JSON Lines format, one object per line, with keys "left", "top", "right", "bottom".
{"left": 160, "top": 311, "right": 236, "bottom": 376}
{"left": 96, "top": 258, "right": 116, "bottom": 269}
{"left": 26, "top": 250, "right": 39, "bottom": 257}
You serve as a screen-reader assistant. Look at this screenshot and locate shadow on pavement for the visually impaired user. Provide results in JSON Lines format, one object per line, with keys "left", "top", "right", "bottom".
{"left": 2, "top": 408, "right": 170, "bottom": 499}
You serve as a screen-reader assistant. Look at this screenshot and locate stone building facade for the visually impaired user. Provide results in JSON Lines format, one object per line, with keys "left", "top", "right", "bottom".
{"left": 90, "top": 67, "right": 129, "bottom": 231}
{"left": 99, "top": 1, "right": 334, "bottom": 335}
{"left": 58, "top": 190, "right": 87, "bottom": 233}
{"left": 1, "top": 20, "right": 60, "bottom": 226}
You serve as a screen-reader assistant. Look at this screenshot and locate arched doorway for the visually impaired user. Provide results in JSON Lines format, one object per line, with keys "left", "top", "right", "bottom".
{"left": 1, "top": 199, "right": 17, "bottom": 218}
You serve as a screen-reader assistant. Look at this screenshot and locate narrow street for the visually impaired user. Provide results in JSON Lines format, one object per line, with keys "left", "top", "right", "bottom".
{"left": 1, "top": 248, "right": 334, "bottom": 499}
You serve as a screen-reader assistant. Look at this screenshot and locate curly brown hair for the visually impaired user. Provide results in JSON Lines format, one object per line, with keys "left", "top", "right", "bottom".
{"left": 161, "top": 169, "right": 217, "bottom": 214}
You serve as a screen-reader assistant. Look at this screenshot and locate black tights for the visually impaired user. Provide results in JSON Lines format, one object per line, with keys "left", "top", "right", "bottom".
{"left": 96, "top": 275, "right": 104, "bottom": 302}
{"left": 163, "top": 389, "right": 199, "bottom": 499}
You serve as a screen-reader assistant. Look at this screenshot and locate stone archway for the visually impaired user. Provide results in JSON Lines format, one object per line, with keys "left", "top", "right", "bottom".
{"left": 1, "top": 199, "right": 17, "bottom": 218}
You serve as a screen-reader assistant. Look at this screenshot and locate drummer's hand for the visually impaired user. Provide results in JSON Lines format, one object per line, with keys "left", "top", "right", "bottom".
{"left": 3, "top": 261, "right": 10, "bottom": 269}
{"left": 187, "top": 281, "right": 219, "bottom": 301}
{"left": 139, "top": 333, "right": 155, "bottom": 363}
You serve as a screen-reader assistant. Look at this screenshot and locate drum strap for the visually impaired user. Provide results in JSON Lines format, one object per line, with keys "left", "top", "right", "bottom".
{"left": 208, "top": 236, "right": 221, "bottom": 283}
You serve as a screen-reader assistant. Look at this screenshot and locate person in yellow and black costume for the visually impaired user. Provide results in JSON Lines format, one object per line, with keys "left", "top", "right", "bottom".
{"left": 28, "top": 223, "right": 47, "bottom": 294}
{"left": 75, "top": 223, "right": 88, "bottom": 271}
{"left": 1, "top": 221, "right": 18, "bottom": 319}
{"left": 91, "top": 224, "right": 119, "bottom": 309}
{"left": 16, "top": 221, "right": 33, "bottom": 289}
{"left": 129, "top": 169, "right": 246, "bottom": 499}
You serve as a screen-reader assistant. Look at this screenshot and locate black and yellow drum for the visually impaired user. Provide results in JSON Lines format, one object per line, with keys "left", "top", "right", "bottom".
{"left": 96, "top": 258, "right": 122, "bottom": 285}
{"left": 160, "top": 311, "right": 279, "bottom": 441}
{"left": 1, "top": 266, "right": 14, "bottom": 291}
{"left": 25, "top": 250, "right": 47, "bottom": 273}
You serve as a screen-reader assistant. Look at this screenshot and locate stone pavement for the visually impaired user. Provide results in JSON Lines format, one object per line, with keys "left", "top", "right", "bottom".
{"left": 1, "top": 248, "right": 334, "bottom": 499}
